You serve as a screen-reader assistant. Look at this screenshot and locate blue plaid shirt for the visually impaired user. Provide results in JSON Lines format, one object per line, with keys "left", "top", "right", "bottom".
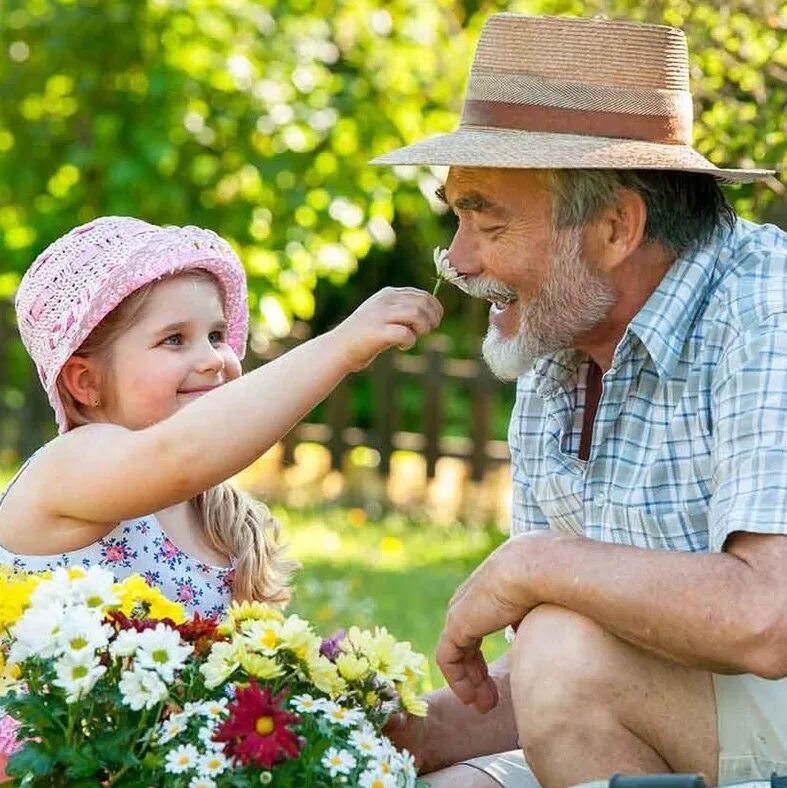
{"left": 509, "top": 217, "right": 787, "bottom": 553}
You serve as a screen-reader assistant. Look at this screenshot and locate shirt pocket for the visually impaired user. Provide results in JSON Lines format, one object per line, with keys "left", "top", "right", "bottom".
{"left": 598, "top": 501, "right": 709, "bottom": 552}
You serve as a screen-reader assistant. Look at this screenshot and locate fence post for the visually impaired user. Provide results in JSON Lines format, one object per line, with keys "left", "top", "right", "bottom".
{"left": 371, "top": 350, "right": 396, "bottom": 476}
{"left": 424, "top": 335, "right": 451, "bottom": 479}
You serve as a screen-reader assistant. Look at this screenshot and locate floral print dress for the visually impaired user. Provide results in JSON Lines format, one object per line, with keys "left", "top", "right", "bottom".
{"left": 0, "top": 461, "right": 234, "bottom": 619}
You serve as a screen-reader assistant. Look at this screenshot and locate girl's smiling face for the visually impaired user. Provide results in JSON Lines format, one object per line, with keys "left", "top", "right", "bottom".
{"left": 94, "top": 274, "right": 242, "bottom": 430}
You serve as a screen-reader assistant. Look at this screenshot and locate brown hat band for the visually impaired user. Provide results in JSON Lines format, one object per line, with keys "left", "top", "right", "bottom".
{"left": 461, "top": 99, "right": 691, "bottom": 145}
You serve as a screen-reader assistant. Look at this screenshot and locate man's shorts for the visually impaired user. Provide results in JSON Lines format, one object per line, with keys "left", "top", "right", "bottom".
{"left": 457, "top": 674, "right": 787, "bottom": 787}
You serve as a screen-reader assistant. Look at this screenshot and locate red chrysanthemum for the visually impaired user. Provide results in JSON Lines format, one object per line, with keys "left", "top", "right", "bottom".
{"left": 213, "top": 681, "right": 302, "bottom": 769}
{"left": 106, "top": 610, "right": 176, "bottom": 632}
{"left": 176, "top": 613, "right": 226, "bottom": 656}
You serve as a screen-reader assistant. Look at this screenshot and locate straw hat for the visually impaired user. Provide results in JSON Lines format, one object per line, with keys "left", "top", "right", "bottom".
{"left": 371, "top": 13, "right": 774, "bottom": 183}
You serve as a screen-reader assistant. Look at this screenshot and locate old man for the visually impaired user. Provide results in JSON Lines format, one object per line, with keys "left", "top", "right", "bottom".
{"left": 374, "top": 13, "right": 787, "bottom": 788}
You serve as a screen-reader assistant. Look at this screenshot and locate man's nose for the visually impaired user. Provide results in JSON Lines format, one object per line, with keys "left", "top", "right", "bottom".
{"left": 447, "top": 227, "right": 483, "bottom": 277}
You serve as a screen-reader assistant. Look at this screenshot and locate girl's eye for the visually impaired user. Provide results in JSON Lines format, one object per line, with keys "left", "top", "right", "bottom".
{"left": 162, "top": 334, "right": 183, "bottom": 346}
{"left": 209, "top": 330, "right": 225, "bottom": 345}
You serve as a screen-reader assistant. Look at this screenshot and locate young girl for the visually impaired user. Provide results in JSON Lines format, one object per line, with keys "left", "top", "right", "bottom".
{"left": 0, "top": 216, "right": 442, "bottom": 617}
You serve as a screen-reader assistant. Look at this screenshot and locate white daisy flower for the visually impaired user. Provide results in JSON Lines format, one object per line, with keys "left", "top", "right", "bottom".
{"left": 349, "top": 728, "right": 385, "bottom": 757}
{"left": 197, "top": 724, "right": 224, "bottom": 751}
{"left": 70, "top": 565, "right": 119, "bottom": 611}
{"left": 52, "top": 652, "right": 107, "bottom": 703}
{"left": 290, "top": 693, "right": 322, "bottom": 714}
{"left": 164, "top": 743, "right": 200, "bottom": 774}
{"left": 135, "top": 623, "right": 193, "bottom": 682}
{"left": 28, "top": 568, "right": 74, "bottom": 609}
{"left": 199, "top": 697, "right": 228, "bottom": 719}
{"left": 119, "top": 666, "right": 168, "bottom": 711}
{"left": 189, "top": 778, "right": 216, "bottom": 788}
{"left": 157, "top": 716, "right": 187, "bottom": 745}
{"left": 9, "top": 602, "right": 66, "bottom": 663}
{"left": 58, "top": 606, "right": 112, "bottom": 657}
{"left": 198, "top": 749, "right": 230, "bottom": 777}
{"left": 359, "top": 768, "right": 397, "bottom": 788}
{"left": 322, "top": 747, "right": 357, "bottom": 776}
{"left": 109, "top": 628, "right": 141, "bottom": 658}
{"left": 432, "top": 246, "right": 464, "bottom": 295}
{"left": 320, "top": 700, "right": 365, "bottom": 728}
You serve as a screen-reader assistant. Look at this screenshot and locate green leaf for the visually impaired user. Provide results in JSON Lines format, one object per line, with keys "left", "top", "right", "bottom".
{"left": 5, "top": 743, "right": 56, "bottom": 778}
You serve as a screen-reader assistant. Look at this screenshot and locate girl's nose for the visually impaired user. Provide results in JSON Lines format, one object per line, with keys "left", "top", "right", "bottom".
{"left": 195, "top": 341, "right": 225, "bottom": 375}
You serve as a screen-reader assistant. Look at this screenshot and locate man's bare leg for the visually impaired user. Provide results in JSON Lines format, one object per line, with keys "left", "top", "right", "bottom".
{"left": 510, "top": 604, "right": 718, "bottom": 788}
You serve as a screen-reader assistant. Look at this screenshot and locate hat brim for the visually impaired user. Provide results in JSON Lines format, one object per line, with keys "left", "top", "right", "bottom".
{"left": 370, "top": 127, "right": 775, "bottom": 184}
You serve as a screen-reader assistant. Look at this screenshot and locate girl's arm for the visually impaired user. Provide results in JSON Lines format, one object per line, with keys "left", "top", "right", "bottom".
{"left": 33, "top": 288, "right": 442, "bottom": 524}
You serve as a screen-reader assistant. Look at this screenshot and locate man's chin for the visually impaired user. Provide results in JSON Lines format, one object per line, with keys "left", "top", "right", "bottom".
{"left": 481, "top": 329, "right": 532, "bottom": 381}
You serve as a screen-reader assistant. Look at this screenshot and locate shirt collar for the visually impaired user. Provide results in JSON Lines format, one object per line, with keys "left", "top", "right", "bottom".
{"left": 624, "top": 219, "right": 736, "bottom": 380}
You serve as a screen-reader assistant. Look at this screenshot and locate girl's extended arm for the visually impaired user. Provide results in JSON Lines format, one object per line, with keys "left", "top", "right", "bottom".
{"left": 34, "top": 288, "right": 442, "bottom": 524}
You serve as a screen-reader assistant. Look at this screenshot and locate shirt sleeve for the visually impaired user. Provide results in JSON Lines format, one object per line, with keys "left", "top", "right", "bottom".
{"left": 709, "top": 313, "right": 787, "bottom": 552}
{"left": 509, "top": 377, "right": 550, "bottom": 536}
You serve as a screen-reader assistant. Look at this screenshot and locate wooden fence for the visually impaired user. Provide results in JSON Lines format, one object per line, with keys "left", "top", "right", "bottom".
{"left": 251, "top": 334, "right": 512, "bottom": 482}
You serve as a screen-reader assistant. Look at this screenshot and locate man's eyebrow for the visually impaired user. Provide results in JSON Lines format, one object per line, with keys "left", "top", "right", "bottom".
{"left": 435, "top": 186, "right": 505, "bottom": 215}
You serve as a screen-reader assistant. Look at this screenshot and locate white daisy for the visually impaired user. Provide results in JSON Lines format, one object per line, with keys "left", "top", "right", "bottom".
{"left": 70, "top": 565, "right": 119, "bottom": 611}
{"left": 109, "top": 629, "right": 141, "bottom": 658}
{"left": 119, "top": 666, "right": 168, "bottom": 711}
{"left": 198, "top": 749, "right": 230, "bottom": 777}
{"left": 189, "top": 778, "right": 216, "bottom": 788}
{"left": 319, "top": 700, "right": 365, "bottom": 728}
{"left": 135, "top": 623, "right": 193, "bottom": 682}
{"left": 200, "top": 641, "right": 239, "bottom": 689}
{"left": 199, "top": 697, "right": 228, "bottom": 719}
{"left": 322, "top": 747, "right": 356, "bottom": 776}
{"left": 359, "top": 768, "right": 397, "bottom": 788}
{"left": 164, "top": 743, "right": 200, "bottom": 774}
{"left": 157, "top": 716, "right": 187, "bottom": 745}
{"left": 58, "top": 606, "right": 112, "bottom": 657}
{"left": 197, "top": 724, "right": 224, "bottom": 751}
{"left": 8, "top": 602, "right": 66, "bottom": 662}
{"left": 52, "top": 652, "right": 107, "bottom": 703}
{"left": 290, "top": 693, "right": 322, "bottom": 714}
{"left": 349, "top": 728, "right": 385, "bottom": 757}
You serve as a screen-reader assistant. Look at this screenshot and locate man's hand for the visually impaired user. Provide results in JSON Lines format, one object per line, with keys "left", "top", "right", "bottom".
{"left": 436, "top": 532, "right": 551, "bottom": 712}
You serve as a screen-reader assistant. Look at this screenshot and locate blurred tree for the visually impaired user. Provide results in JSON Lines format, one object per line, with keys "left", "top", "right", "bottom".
{"left": 0, "top": 0, "right": 784, "bottom": 454}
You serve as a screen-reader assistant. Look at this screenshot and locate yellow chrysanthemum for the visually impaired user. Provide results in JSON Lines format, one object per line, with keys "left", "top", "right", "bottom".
{"left": 114, "top": 574, "right": 186, "bottom": 623}
{"left": 238, "top": 648, "right": 284, "bottom": 680}
{"left": 336, "top": 653, "right": 371, "bottom": 682}
{"left": 0, "top": 570, "right": 41, "bottom": 629}
{"left": 307, "top": 655, "right": 346, "bottom": 696}
{"left": 399, "top": 684, "right": 428, "bottom": 717}
{"left": 279, "top": 616, "right": 321, "bottom": 661}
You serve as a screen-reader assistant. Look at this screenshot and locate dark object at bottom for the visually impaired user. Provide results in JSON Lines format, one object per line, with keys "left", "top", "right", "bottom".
{"left": 610, "top": 776, "right": 706, "bottom": 788}
{"left": 771, "top": 774, "right": 787, "bottom": 788}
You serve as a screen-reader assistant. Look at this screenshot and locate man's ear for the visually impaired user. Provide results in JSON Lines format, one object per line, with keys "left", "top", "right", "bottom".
{"left": 59, "top": 355, "right": 103, "bottom": 408}
{"left": 584, "top": 189, "right": 647, "bottom": 273}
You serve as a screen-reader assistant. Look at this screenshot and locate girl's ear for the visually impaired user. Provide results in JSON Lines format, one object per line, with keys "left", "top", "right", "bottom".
{"left": 59, "top": 356, "right": 103, "bottom": 408}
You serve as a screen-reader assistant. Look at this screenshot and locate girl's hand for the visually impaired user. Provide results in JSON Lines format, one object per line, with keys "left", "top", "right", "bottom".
{"left": 330, "top": 287, "right": 443, "bottom": 372}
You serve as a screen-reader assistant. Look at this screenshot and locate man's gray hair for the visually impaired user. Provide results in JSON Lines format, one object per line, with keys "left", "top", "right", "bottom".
{"left": 544, "top": 169, "right": 735, "bottom": 255}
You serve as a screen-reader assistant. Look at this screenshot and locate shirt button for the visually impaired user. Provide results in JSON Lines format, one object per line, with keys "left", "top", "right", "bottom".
{"left": 593, "top": 491, "right": 606, "bottom": 508}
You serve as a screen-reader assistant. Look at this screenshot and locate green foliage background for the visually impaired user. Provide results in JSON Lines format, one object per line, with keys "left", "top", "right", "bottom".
{"left": 0, "top": 0, "right": 785, "bottom": 455}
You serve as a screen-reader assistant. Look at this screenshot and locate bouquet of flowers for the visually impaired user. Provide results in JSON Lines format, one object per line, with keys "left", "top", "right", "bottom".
{"left": 0, "top": 566, "right": 427, "bottom": 786}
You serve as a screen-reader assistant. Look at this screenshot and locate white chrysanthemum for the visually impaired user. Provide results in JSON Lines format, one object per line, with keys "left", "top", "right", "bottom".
{"left": 199, "top": 697, "right": 228, "bottom": 719}
{"left": 189, "top": 778, "right": 216, "bottom": 788}
{"left": 320, "top": 700, "right": 365, "bottom": 728}
{"left": 290, "top": 693, "right": 323, "bottom": 714}
{"left": 164, "top": 743, "right": 200, "bottom": 774}
{"left": 198, "top": 749, "right": 230, "bottom": 777}
{"left": 349, "top": 728, "right": 385, "bottom": 758}
{"left": 53, "top": 652, "right": 107, "bottom": 703}
{"left": 240, "top": 618, "right": 281, "bottom": 655}
{"left": 197, "top": 724, "right": 224, "bottom": 751}
{"left": 135, "top": 623, "right": 192, "bottom": 682}
{"left": 433, "top": 246, "right": 463, "bottom": 284}
{"left": 58, "top": 606, "right": 112, "bottom": 657}
{"left": 109, "top": 628, "right": 141, "bottom": 658}
{"left": 8, "top": 601, "right": 67, "bottom": 662}
{"left": 70, "top": 565, "right": 119, "bottom": 611}
{"left": 200, "top": 641, "right": 239, "bottom": 689}
{"left": 119, "top": 666, "right": 168, "bottom": 711}
{"left": 322, "top": 747, "right": 357, "bottom": 776}
{"left": 359, "top": 768, "right": 397, "bottom": 788}
{"left": 28, "top": 567, "right": 74, "bottom": 609}
{"left": 157, "top": 716, "right": 188, "bottom": 745}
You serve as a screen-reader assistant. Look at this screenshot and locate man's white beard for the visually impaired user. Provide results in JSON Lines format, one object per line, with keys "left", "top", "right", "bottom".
{"left": 480, "top": 226, "right": 616, "bottom": 381}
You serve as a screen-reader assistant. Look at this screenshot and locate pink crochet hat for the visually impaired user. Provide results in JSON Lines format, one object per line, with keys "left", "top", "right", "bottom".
{"left": 15, "top": 216, "right": 249, "bottom": 433}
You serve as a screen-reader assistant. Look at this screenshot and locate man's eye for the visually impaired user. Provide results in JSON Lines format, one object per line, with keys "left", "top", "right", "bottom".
{"left": 480, "top": 225, "right": 504, "bottom": 234}
{"left": 162, "top": 334, "right": 183, "bottom": 346}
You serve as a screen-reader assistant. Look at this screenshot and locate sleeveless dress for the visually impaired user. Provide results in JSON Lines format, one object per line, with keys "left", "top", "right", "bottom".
{"left": 0, "top": 456, "right": 234, "bottom": 619}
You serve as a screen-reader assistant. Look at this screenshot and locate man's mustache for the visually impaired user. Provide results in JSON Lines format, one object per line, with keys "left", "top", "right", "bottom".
{"left": 450, "top": 274, "right": 518, "bottom": 304}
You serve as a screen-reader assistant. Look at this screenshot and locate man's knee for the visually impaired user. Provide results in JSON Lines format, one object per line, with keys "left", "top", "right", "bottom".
{"left": 510, "top": 604, "right": 619, "bottom": 737}
{"left": 423, "top": 764, "right": 501, "bottom": 787}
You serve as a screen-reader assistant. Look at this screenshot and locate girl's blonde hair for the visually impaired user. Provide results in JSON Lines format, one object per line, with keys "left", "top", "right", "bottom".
{"left": 56, "top": 270, "right": 295, "bottom": 605}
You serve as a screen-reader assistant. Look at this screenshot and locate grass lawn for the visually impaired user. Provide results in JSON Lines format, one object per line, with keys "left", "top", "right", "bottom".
{"left": 278, "top": 506, "right": 509, "bottom": 691}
